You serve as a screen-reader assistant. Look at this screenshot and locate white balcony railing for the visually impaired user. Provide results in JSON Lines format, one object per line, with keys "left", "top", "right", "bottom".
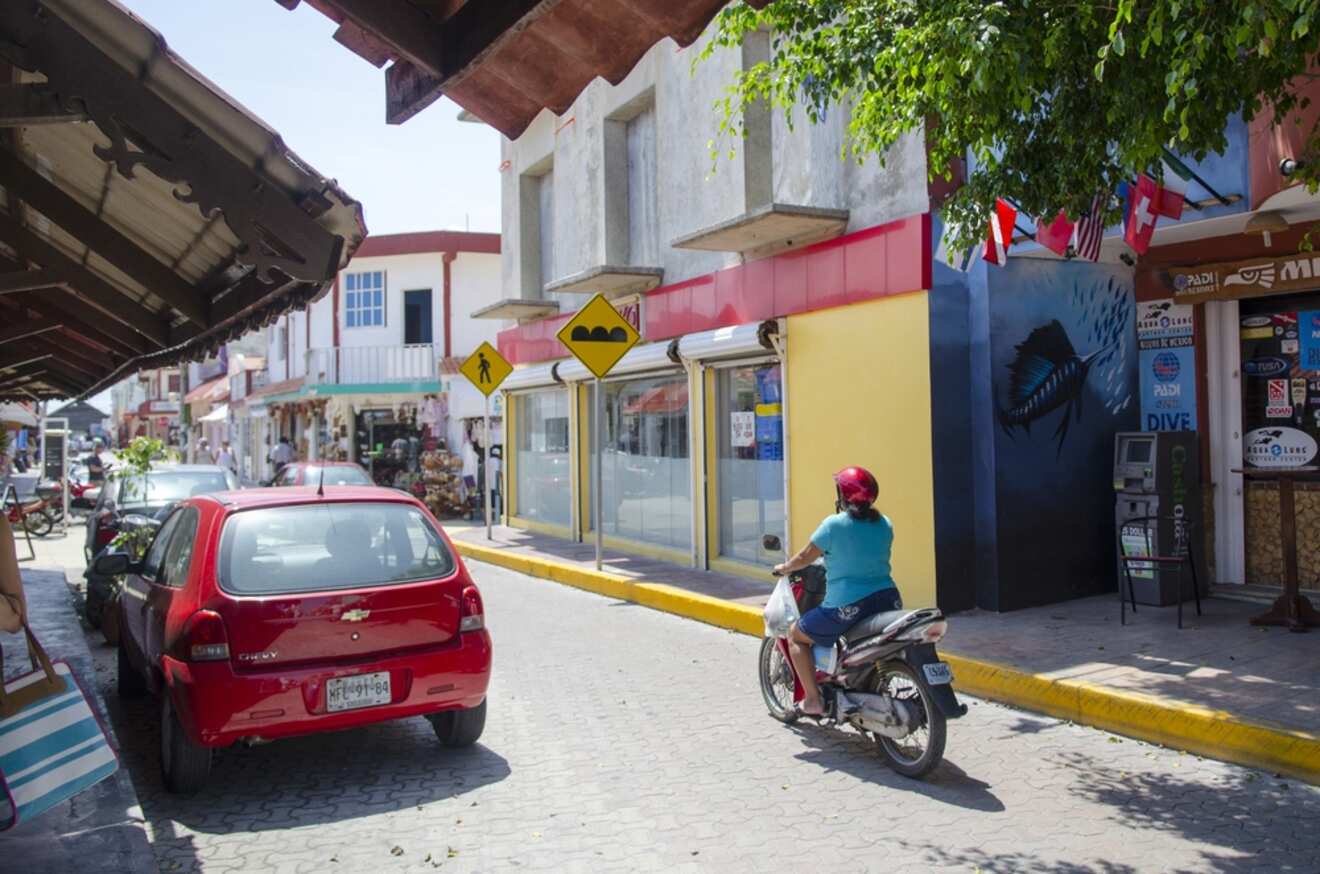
{"left": 305, "top": 344, "right": 439, "bottom": 387}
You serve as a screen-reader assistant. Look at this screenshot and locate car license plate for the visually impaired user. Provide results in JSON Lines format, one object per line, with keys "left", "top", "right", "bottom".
{"left": 326, "top": 671, "right": 391, "bottom": 713}
{"left": 922, "top": 662, "right": 953, "bottom": 685}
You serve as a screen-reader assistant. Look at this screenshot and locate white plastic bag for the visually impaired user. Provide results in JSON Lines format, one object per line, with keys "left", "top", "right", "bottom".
{"left": 763, "top": 576, "right": 801, "bottom": 638}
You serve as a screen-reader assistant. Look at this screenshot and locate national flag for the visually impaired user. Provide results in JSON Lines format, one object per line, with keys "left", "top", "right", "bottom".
{"left": 1124, "top": 174, "right": 1160, "bottom": 255}
{"left": 983, "top": 197, "right": 1017, "bottom": 266}
{"left": 1035, "top": 209, "right": 1075, "bottom": 257}
{"left": 1157, "top": 149, "right": 1194, "bottom": 219}
{"left": 1070, "top": 195, "right": 1106, "bottom": 262}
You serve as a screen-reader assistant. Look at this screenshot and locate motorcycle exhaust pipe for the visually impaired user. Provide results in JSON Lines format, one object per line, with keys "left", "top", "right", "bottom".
{"left": 838, "top": 691, "right": 911, "bottom": 739}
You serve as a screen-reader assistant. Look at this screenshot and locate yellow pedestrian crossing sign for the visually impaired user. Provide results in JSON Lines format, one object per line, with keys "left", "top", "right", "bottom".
{"left": 557, "top": 293, "right": 641, "bottom": 379}
{"left": 459, "top": 341, "right": 513, "bottom": 396}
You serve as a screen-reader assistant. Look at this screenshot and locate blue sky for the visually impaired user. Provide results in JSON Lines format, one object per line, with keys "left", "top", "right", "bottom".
{"left": 120, "top": 0, "right": 502, "bottom": 236}
{"left": 78, "top": 0, "right": 503, "bottom": 412}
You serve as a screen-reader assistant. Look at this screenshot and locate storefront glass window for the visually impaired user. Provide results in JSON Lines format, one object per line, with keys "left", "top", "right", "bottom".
{"left": 588, "top": 372, "right": 691, "bottom": 550}
{"left": 515, "top": 389, "right": 572, "bottom": 527}
{"left": 716, "top": 363, "right": 784, "bottom": 566}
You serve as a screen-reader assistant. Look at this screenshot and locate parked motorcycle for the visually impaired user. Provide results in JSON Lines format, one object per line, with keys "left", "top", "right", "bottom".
{"left": 757, "top": 535, "right": 965, "bottom": 778}
{"left": 5, "top": 492, "right": 54, "bottom": 538}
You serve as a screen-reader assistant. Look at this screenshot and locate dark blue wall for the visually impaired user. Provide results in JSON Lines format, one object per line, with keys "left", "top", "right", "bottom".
{"left": 929, "top": 247, "right": 1138, "bottom": 612}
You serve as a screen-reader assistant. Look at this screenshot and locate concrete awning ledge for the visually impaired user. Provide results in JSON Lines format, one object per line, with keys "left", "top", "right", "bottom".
{"left": 544, "top": 265, "right": 663, "bottom": 299}
{"left": 671, "top": 203, "right": 850, "bottom": 261}
{"left": 471, "top": 298, "right": 560, "bottom": 322}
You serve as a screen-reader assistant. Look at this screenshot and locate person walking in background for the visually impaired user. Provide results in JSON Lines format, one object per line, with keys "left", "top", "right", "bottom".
{"left": 269, "top": 435, "right": 295, "bottom": 479}
{"left": 215, "top": 440, "right": 236, "bottom": 475}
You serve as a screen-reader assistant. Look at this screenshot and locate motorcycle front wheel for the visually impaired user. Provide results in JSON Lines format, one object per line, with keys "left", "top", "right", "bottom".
{"left": 758, "top": 637, "right": 799, "bottom": 724}
{"left": 870, "top": 661, "right": 946, "bottom": 778}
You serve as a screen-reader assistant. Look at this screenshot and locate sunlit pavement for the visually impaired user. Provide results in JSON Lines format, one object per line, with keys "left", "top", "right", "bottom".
{"left": 27, "top": 528, "right": 1320, "bottom": 873}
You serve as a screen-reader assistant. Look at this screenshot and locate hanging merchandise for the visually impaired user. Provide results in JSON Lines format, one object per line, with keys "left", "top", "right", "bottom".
{"left": 419, "top": 447, "right": 466, "bottom": 516}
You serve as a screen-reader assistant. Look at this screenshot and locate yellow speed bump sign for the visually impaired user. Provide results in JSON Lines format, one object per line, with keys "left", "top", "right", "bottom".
{"left": 556, "top": 293, "right": 640, "bottom": 379}
{"left": 459, "top": 341, "right": 513, "bottom": 396}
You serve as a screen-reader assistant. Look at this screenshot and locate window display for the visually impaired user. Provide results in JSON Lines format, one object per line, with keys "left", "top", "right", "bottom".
{"left": 588, "top": 372, "right": 692, "bottom": 551}
{"left": 514, "top": 389, "right": 572, "bottom": 527}
{"left": 716, "top": 363, "right": 784, "bottom": 566}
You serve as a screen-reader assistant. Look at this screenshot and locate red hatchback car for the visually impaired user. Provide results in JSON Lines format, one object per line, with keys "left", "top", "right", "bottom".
{"left": 98, "top": 486, "right": 491, "bottom": 794}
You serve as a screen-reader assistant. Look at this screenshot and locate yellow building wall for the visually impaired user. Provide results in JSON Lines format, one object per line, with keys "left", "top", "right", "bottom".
{"left": 786, "top": 292, "right": 937, "bottom": 608}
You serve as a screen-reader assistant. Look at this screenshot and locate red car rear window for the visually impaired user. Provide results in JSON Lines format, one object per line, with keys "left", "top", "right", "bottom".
{"left": 217, "top": 502, "right": 456, "bottom": 595}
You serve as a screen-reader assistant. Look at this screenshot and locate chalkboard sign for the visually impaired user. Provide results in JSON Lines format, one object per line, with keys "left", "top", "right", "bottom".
{"left": 43, "top": 432, "right": 65, "bottom": 481}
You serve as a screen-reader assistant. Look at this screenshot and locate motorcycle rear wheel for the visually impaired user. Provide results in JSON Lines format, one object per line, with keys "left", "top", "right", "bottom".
{"left": 22, "top": 509, "right": 54, "bottom": 538}
{"left": 758, "top": 637, "right": 799, "bottom": 724}
{"left": 870, "top": 661, "right": 946, "bottom": 779}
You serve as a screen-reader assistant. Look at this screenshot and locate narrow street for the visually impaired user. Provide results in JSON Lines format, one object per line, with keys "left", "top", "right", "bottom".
{"left": 43, "top": 534, "right": 1315, "bottom": 874}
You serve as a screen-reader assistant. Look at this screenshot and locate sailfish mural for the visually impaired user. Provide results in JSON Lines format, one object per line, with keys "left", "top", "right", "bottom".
{"left": 996, "top": 319, "right": 1117, "bottom": 457}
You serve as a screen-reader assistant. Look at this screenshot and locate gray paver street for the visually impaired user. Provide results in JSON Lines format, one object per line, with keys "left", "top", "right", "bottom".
{"left": 71, "top": 557, "right": 1320, "bottom": 873}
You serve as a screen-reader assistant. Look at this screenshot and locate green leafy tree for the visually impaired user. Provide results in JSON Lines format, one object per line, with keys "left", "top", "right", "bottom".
{"left": 706, "top": 0, "right": 1320, "bottom": 251}
{"left": 110, "top": 435, "right": 165, "bottom": 558}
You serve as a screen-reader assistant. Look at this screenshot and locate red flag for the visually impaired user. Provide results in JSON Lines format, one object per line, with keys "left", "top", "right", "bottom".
{"left": 1124, "top": 174, "right": 1160, "bottom": 255}
{"left": 983, "top": 198, "right": 1017, "bottom": 266}
{"left": 1035, "top": 209, "right": 1075, "bottom": 257}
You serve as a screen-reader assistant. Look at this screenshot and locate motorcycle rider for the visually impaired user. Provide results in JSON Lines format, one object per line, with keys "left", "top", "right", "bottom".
{"left": 772, "top": 466, "right": 901, "bottom": 716}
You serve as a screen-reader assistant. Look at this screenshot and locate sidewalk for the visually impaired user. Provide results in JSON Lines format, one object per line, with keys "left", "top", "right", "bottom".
{"left": 447, "top": 524, "right": 1320, "bottom": 783}
{"left": 2, "top": 537, "right": 155, "bottom": 874}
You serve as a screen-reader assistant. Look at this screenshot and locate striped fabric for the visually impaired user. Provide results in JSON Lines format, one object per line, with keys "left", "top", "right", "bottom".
{"left": 0, "top": 661, "right": 117, "bottom": 830}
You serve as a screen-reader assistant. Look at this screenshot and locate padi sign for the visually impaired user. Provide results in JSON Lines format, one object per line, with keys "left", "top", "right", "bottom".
{"left": 1166, "top": 253, "right": 1320, "bottom": 302}
{"left": 1244, "top": 427, "right": 1318, "bottom": 469}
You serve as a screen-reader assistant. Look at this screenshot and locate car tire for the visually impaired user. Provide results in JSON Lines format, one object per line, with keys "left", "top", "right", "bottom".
{"left": 160, "top": 694, "right": 211, "bottom": 795}
{"left": 429, "top": 699, "right": 486, "bottom": 748}
{"left": 84, "top": 583, "right": 104, "bottom": 629}
{"left": 117, "top": 639, "right": 146, "bottom": 699}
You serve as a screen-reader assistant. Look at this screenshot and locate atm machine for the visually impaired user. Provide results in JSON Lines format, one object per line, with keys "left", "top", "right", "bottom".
{"left": 1113, "top": 431, "right": 1204, "bottom": 606}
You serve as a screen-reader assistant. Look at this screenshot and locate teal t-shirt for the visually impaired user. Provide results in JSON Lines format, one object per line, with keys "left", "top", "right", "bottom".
{"left": 810, "top": 512, "right": 896, "bottom": 608}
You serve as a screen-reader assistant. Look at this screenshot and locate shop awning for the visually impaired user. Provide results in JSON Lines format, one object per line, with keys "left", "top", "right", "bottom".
{"left": 198, "top": 403, "right": 229, "bottom": 423}
{"left": 184, "top": 375, "right": 230, "bottom": 405}
{"left": 0, "top": 402, "right": 38, "bottom": 427}
{"left": 0, "top": 0, "right": 367, "bottom": 401}
{"left": 274, "top": 0, "right": 772, "bottom": 136}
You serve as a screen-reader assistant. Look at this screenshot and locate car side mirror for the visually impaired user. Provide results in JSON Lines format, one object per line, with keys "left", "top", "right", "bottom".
{"left": 93, "top": 550, "right": 135, "bottom": 577}
{"left": 762, "top": 534, "right": 782, "bottom": 552}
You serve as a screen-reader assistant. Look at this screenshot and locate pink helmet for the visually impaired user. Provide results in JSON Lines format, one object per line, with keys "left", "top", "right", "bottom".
{"left": 833, "top": 466, "right": 878, "bottom": 506}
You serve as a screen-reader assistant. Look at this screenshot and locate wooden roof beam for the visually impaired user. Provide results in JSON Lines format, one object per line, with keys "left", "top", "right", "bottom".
{"left": 0, "top": 350, "right": 51, "bottom": 372}
{"left": 0, "top": 83, "right": 87, "bottom": 126}
{"left": 0, "top": 147, "right": 209, "bottom": 326}
{"left": 0, "top": 318, "right": 59, "bottom": 345}
{"left": 0, "top": 268, "right": 62, "bottom": 295}
{"left": 13, "top": 289, "right": 148, "bottom": 357}
{"left": 0, "top": 211, "right": 170, "bottom": 346}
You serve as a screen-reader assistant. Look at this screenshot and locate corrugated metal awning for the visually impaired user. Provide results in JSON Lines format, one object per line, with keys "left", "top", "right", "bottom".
{"left": 0, "top": 0, "right": 367, "bottom": 400}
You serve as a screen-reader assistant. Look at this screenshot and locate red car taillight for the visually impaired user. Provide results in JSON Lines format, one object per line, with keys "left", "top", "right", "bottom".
{"left": 459, "top": 586, "right": 484, "bottom": 633}
{"left": 178, "top": 610, "right": 230, "bottom": 662}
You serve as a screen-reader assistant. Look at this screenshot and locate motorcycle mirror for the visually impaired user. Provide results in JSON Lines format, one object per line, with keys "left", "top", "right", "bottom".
{"left": 761, "top": 534, "right": 782, "bottom": 552}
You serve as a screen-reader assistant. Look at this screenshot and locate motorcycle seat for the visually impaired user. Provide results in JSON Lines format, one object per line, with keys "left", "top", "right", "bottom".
{"left": 842, "top": 610, "right": 912, "bottom": 644}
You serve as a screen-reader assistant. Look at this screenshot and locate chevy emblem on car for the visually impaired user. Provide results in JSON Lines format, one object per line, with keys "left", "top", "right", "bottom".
{"left": 340, "top": 609, "right": 370, "bottom": 623}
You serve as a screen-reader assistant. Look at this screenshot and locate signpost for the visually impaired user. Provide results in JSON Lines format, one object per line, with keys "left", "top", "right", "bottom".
{"left": 459, "top": 341, "right": 513, "bottom": 540}
{"left": 556, "top": 294, "right": 641, "bottom": 570}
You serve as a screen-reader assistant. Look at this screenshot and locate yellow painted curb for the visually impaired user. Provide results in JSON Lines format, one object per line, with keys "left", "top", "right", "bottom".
{"left": 453, "top": 539, "right": 1320, "bottom": 784}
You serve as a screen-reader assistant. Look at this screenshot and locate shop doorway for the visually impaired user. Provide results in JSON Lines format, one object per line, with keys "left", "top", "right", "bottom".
{"left": 404, "top": 289, "right": 433, "bottom": 345}
{"left": 1206, "top": 300, "right": 1246, "bottom": 584}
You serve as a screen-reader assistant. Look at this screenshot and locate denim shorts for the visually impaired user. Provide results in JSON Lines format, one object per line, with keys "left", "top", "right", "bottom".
{"left": 797, "top": 587, "right": 903, "bottom": 646}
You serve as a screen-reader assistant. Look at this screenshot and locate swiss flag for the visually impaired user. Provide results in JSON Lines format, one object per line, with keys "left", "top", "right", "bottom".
{"left": 1124, "top": 174, "right": 1160, "bottom": 255}
{"left": 1035, "top": 209, "right": 1075, "bottom": 257}
{"left": 983, "top": 198, "right": 1017, "bottom": 266}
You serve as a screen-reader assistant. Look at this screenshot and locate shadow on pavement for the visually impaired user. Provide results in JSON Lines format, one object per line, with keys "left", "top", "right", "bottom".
{"left": 1058, "top": 750, "right": 1320, "bottom": 872}
{"left": 103, "top": 684, "right": 512, "bottom": 835}
{"left": 786, "top": 720, "right": 1005, "bottom": 813}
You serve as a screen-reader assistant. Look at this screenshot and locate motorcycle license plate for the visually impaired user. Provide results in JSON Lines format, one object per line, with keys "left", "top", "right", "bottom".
{"left": 326, "top": 671, "right": 391, "bottom": 712}
{"left": 922, "top": 662, "right": 953, "bottom": 685}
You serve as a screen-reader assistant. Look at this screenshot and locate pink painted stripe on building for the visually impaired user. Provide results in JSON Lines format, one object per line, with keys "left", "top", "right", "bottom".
{"left": 497, "top": 214, "right": 929, "bottom": 365}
